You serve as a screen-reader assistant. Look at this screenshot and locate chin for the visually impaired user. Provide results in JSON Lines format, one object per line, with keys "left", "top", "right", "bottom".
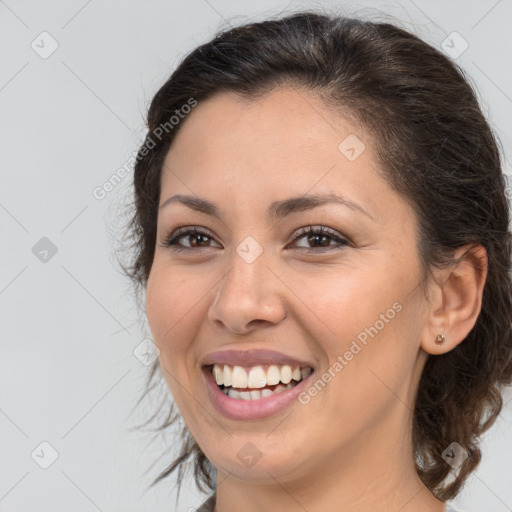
{"left": 206, "top": 440, "right": 313, "bottom": 484}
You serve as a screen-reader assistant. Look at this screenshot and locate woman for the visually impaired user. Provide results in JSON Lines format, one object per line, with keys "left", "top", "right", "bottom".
{"left": 124, "top": 10, "right": 512, "bottom": 512}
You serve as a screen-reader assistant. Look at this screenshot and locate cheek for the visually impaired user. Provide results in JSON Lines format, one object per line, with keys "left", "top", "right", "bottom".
{"left": 145, "top": 265, "right": 201, "bottom": 413}
{"left": 296, "top": 261, "right": 422, "bottom": 399}
{"left": 292, "top": 263, "right": 404, "bottom": 349}
{"left": 145, "top": 262, "right": 200, "bottom": 355}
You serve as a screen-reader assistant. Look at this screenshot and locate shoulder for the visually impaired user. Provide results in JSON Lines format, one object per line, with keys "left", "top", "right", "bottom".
{"left": 195, "top": 492, "right": 216, "bottom": 512}
{"left": 194, "top": 495, "right": 467, "bottom": 512}
{"left": 196, "top": 493, "right": 470, "bottom": 512}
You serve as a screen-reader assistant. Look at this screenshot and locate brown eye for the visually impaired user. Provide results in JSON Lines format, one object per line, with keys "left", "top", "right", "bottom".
{"left": 162, "top": 227, "right": 220, "bottom": 251}
{"left": 290, "top": 225, "right": 350, "bottom": 251}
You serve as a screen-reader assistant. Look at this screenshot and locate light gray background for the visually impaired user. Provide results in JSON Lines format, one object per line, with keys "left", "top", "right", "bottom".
{"left": 1, "top": 1, "right": 511, "bottom": 511}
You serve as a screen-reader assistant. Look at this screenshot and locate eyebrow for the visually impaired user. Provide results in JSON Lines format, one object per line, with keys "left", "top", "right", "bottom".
{"left": 159, "top": 192, "right": 375, "bottom": 221}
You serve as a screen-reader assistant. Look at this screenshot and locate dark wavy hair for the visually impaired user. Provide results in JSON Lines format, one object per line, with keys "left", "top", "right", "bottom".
{"left": 121, "top": 9, "right": 512, "bottom": 503}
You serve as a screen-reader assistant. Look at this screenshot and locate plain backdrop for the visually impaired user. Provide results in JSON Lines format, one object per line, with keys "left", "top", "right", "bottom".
{"left": 1, "top": 1, "right": 511, "bottom": 511}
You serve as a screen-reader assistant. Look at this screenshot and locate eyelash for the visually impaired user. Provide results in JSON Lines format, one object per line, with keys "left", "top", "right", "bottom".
{"left": 160, "top": 225, "right": 350, "bottom": 253}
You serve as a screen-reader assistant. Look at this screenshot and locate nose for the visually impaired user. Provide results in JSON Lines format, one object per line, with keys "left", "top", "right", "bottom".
{"left": 207, "top": 246, "right": 287, "bottom": 335}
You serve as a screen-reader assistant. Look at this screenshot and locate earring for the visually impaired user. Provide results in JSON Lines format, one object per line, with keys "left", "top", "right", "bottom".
{"left": 435, "top": 334, "right": 445, "bottom": 344}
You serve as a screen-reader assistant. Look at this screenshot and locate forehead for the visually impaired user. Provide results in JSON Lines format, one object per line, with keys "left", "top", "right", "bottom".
{"left": 167, "top": 87, "right": 367, "bottom": 161}
{"left": 163, "top": 89, "right": 378, "bottom": 184}
{"left": 157, "top": 87, "right": 412, "bottom": 232}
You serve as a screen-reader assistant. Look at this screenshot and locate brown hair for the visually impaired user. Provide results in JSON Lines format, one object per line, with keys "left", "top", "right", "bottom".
{"left": 122, "top": 9, "right": 512, "bottom": 502}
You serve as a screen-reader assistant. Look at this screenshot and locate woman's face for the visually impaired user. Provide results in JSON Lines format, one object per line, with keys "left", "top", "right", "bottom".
{"left": 146, "top": 87, "right": 432, "bottom": 486}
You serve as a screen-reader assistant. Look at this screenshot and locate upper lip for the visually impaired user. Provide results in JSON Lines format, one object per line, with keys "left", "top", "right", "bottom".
{"left": 201, "top": 349, "right": 314, "bottom": 369}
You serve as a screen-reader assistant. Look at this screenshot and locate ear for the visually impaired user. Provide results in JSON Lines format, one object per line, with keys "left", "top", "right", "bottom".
{"left": 420, "top": 244, "right": 488, "bottom": 355}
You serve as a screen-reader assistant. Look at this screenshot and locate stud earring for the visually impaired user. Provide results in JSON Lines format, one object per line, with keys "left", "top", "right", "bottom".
{"left": 435, "top": 334, "right": 445, "bottom": 344}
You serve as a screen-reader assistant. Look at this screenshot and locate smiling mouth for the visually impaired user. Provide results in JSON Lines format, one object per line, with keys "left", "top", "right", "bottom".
{"left": 208, "top": 363, "right": 314, "bottom": 401}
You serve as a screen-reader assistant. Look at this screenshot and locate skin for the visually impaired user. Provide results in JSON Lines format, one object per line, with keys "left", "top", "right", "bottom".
{"left": 145, "top": 87, "right": 487, "bottom": 512}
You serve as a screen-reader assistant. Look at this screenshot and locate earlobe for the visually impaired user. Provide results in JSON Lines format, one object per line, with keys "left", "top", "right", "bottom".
{"left": 421, "top": 244, "right": 488, "bottom": 355}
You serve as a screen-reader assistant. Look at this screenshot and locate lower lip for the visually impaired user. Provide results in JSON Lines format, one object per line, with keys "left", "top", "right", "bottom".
{"left": 202, "top": 366, "right": 314, "bottom": 420}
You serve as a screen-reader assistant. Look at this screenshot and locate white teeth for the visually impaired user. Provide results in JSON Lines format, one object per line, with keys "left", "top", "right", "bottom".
{"left": 213, "top": 365, "right": 224, "bottom": 385}
{"left": 228, "top": 388, "right": 241, "bottom": 399}
{"left": 211, "top": 363, "right": 313, "bottom": 389}
{"left": 247, "top": 365, "right": 267, "bottom": 388}
{"left": 266, "top": 365, "right": 281, "bottom": 385}
{"left": 228, "top": 382, "right": 295, "bottom": 400}
{"left": 280, "top": 365, "right": 292, "bottom": 384}
{"left": 231, "top": 366, "right": 248, "bottom": 388}
{"left": 223, "top": 365, "right": 232, "bottom": 386}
